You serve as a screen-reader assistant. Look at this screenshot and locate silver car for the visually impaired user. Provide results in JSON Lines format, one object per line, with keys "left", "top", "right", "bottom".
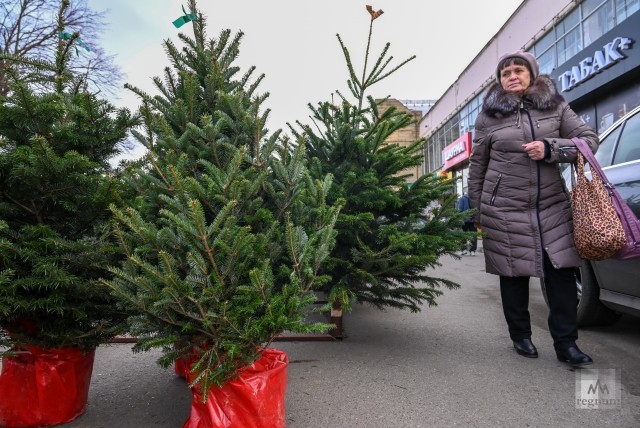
{"left": 541, "top": 104, "right": 640, "bottom": 326}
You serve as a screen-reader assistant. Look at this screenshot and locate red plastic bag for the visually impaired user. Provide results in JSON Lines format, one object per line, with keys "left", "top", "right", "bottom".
{"left": 0, "top": 346, "right": 95, "bottom": 428}
{"left": 182, "top": 348, "right": 289, "bottom": 428}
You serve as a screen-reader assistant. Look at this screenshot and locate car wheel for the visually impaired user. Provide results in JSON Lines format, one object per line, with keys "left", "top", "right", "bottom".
{"left": 540, "top": 260, "right": 620, "bottom": 327}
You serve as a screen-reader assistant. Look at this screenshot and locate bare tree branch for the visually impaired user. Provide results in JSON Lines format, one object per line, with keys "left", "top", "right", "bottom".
{"left": 0, "top": 0, "right": 122, "bottom": 96}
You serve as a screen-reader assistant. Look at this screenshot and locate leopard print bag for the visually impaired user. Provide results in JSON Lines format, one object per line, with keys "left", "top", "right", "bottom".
{"left": 570, "top": 151, "right": 626, "bottom": 260}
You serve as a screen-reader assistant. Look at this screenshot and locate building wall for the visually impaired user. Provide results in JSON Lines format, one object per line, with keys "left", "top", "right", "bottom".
{"left": 378, "top": 98, "right": 423, "bottom": 182}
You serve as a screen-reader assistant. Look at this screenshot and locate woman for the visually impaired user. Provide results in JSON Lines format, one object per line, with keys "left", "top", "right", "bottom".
{"left": 468, "top": 50, "right": 598, "bottom": 366}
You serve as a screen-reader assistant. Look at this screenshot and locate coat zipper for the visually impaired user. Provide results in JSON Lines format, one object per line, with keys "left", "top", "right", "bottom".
{"left": 522, "top": 105, "right": 546, "bottom": 275}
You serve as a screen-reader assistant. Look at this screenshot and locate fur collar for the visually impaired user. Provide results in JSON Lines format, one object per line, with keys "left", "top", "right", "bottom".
{"left": 482, "top": 75, "right": 565, "bottom": 117}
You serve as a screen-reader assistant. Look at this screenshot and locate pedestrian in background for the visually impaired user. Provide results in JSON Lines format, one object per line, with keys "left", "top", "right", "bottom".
{"left": 457, "top": 190, "right": 477, "bottom": 256}
{"left": 468, "top": 50, "right": 599, "bottom": 366}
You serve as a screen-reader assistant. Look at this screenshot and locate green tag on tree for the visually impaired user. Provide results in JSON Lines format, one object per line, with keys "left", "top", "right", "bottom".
{"left": 173, "top": 5, "right": 198, "bottom": 28}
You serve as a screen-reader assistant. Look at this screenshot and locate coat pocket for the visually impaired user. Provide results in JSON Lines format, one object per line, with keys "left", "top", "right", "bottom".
{"left": 533, "top": 114, "right": 560, "bottom": 137}
{"left": 490, "top": 173, "right": 503, "bottom": 206}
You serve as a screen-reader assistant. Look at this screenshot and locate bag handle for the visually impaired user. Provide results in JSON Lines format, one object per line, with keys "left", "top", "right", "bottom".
{"left": 570, "top": 147, "right": 583, "bottom": 189}
{"left": 571, "top": 138, "right": 612, "bottom": 188}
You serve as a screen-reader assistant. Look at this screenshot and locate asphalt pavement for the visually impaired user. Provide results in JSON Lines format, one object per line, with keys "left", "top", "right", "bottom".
{"left": 54, "top": 240, "right": 640, "bottom": 427}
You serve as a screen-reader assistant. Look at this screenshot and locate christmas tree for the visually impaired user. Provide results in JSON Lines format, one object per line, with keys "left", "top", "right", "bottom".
{"left": 105, "top": 0, "right": 341, "bottom": 394}
{"left": 291, "top": 6, "right": 468, "bottom": 314}
{"left": 0, "top": 0, "right": 136, "bottom": 351}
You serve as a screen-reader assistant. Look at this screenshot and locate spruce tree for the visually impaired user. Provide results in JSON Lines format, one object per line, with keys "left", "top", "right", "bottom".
{"left": 291, "top": 8, "right": 468, "bottom": 313}
{"left": 105, "top": 0, "right": 341, "bottom": 393}
{"left": 0, "top": 1, "right": 136, "bottom": 351}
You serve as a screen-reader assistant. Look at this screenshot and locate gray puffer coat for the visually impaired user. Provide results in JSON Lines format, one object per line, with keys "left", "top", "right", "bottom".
{"left": 468, "top": 75, "right": 598, "bottom": 278}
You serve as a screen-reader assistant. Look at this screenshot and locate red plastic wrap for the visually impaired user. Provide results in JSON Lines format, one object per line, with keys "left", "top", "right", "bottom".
{"left": 175, "top": 357, "right": 187, "bottom": 378}
{"left": 182, "top": 348, "right": 289, "bottom": 428}
{"left": 0, "top": 346, "right": 95, "bottom": 428}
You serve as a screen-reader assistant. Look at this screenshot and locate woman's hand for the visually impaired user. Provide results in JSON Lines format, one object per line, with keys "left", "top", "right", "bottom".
{"left": 523, "top": 141, "right": 546, "bottom": 160}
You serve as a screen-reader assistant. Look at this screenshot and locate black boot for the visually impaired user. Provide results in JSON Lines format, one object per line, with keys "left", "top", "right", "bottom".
{"left": 513, "top": 338, "right": 538, "bottom": 358}
{"left": 555, "top": 344, "right": 593, "bottom": 366}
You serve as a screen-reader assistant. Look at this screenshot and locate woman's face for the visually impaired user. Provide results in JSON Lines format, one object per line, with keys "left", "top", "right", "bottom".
{"left": 499, "top": 62, "right": 531, "bottom": 95}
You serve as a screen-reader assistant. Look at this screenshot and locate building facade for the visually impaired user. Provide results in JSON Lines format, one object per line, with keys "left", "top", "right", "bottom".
{"left": 379, "top": 99, "right": 435, "bottom": 182}
{"left": 420, "top": 0, "right": 640, "bottom": 195}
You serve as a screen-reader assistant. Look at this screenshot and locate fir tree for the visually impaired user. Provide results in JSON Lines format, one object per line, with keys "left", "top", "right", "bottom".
{"left": 105, "top": 0, "right": 341, "bottom": 394}
{"left": 0, "top": 1, "right": 136, "bottom": 351}
{"left": 291, "top": 7, "right": 468, "bottom": 313}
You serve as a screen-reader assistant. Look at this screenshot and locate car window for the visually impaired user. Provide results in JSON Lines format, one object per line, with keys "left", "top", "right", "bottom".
{"left": 612, "top": 110, "right": 640, "bottom": 165}
{"left": 616, "top": 177, "right": 640, "bottom": 220}
{"left": 594, "top": 125, "right": 620, "bottom": 167}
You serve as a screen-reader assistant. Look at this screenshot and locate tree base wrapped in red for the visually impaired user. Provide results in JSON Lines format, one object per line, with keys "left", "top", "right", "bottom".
{"left": 0, "top": 346, "right": 95, "bottom": 428}
{"left": 182, "top": 348, "right": 288, "bottom": 428}
{"left": 175, "top": 357, "right": 187, "bottom": 378}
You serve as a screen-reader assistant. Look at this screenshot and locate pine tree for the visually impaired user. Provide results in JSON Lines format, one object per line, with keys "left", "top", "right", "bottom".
{"left": 291, "top": 8, "right": 468, "bottom": 313}
{"left": 0, "top": 1, "right": 136, "bottom": 351}
{"left": 105, "top": 0, "right": 341, "bottom": 394}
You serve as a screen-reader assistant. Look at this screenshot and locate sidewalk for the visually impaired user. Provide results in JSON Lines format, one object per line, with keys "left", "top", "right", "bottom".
{"left": 64, "top": 245, "right": 640, "bottom": 427}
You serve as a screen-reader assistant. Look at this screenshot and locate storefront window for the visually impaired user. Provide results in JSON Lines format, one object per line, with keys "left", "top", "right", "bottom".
{"left": 446, "top": 116, "right": 460, "bottom": 143}
{"left": 535, "top": 28, "right": 555, "bottom": 54}
{"left": 583, "top": 0, "right": 608, "bottom": 16}
{"left": 557, "top": 8, "right": 580, "bottom": 36}
{"left": 616, "top": 0, "right": 640, "bottom": 21}
{"left": 583, "top": 0, "right": 614, "bottom": 45}
{"left": 537, "top": 49, "right": 555, "bottom": 74}
{"left": 556, "top": 27, "right": 582, "bottom": 64}
{"left": 595, "top": 81, "right": 640, "bottom": 133}
{"left": 428, "top": 140, "right": 437, "bottom": 172}
{"left": 533, "top": 30, "right": 555, "bottom": 73}
{"left": 556, "top": 9, "right": 581, "bottom": 64}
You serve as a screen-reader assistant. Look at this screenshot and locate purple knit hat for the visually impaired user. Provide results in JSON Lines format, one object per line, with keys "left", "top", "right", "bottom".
{"left": 496, "top": 50, "right": 539, "bottom": 83}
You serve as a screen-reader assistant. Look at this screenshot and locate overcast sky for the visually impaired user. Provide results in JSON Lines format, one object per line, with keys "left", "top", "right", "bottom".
{"left": 85, "top": 0, "right": 523, "bottom": 157}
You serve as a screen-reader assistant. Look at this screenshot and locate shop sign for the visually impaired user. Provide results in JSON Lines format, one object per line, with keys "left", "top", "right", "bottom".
{"left": 442, "top": 132, "right": 471, "bottom": 171}
{"left": 558, "top": 36, "right": 634, "bottom": 92}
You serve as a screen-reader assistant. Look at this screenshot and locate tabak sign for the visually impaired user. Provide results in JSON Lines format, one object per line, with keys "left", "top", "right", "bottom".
{"left": 558, "top": 36, "right": 634, "bottom": 93}
{"left": 442, "top": 132, "right": 471, "bottom": 171}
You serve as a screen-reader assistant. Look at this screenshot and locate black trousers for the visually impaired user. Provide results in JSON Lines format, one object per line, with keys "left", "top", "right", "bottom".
{"left": 499, "top": 252, "right": 578, "bottom": 347}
